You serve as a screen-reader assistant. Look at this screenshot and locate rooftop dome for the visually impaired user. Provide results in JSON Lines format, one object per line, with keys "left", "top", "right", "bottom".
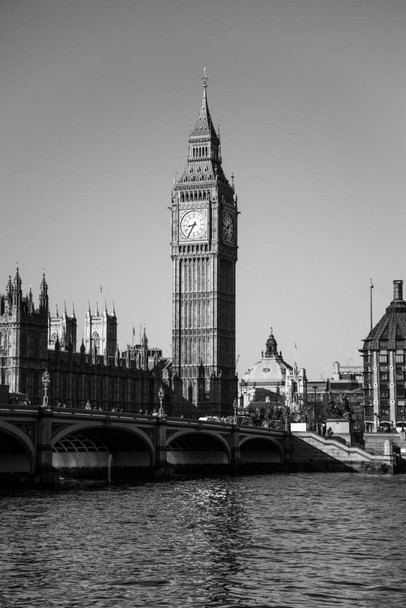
{"left": 363, "top": 280, "right": 406, "bottom": 351}
{"left": 242, "top": 328, "right": 292, "bottom": 388}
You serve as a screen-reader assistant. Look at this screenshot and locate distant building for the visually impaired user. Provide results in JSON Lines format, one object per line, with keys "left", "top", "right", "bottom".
{"left": 239, "top": 328, "right": 307, "bottom": 415}
{"left": 360, "top": 279, "right": 406, "bottom": 431}
{"left": 327, "top": 361, "right": 363, "bottom": 396}
{"left": 0, "top": 269, "right": 167, "bottom": 411}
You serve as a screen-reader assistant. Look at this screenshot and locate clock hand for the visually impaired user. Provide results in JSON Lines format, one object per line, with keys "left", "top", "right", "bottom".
{"left": 187, "top": 222, "right": 196, "bottom": 237}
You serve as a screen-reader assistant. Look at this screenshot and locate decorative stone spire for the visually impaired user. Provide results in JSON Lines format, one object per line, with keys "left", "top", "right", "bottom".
{"left": 39, "top": 272, "right": 48, "bottom": 311}
{"left": 175, "top": 69, "right": 231, "bottom": 192}
{"left": 14, "top": 267, "right": 22, "bottom": 292}
{"left": 189, "top": 68, "right": 219, "bottom": 143}
{"left": 12, "top": 267, "right": 22, "bottom": 307}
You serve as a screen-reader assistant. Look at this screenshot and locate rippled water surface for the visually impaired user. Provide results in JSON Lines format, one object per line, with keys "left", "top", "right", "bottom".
{"left": 1, "top": 473, "right": 406, "bottom": 607}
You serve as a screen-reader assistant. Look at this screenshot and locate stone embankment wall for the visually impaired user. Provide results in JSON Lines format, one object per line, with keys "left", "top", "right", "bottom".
{"left": 364, "top": 432, "right": 406, "bottom": 453}
{"left": 287, "top": 432, "right": 395, "bottom": 474}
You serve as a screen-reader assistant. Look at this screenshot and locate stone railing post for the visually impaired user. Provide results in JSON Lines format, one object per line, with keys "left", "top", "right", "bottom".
{"left": 35, "top": 408, "right": 59, "bottom": 488}
{"left": 230, "top": 424, "right": 241, "bottom": 470}
{"left": 154, "top": 416, "right": 172, "bottom": 477}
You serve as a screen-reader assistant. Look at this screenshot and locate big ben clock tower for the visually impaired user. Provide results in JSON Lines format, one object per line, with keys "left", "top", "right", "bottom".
{"left": 171, "top": 71, "right": 238, "bottom": 415}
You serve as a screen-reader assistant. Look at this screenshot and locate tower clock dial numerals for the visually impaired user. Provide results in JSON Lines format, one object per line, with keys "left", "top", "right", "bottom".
{"left": 223, "top": 211, "right": 235, "bottom": 242}
{"left": 180, "top": 210, "right": 207, "bottom": 240}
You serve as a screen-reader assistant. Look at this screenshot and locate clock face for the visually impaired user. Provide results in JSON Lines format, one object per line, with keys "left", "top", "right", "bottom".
{"left": 180, "top": 210, "right": 207, "bottom": 240}
{"left": 223, "top": 211, "right": 235, "bottom": 242}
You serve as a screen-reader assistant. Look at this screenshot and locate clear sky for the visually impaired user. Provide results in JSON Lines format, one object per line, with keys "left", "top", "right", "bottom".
{"left": 1, "top": 0, "right": 405, "bottom": 380}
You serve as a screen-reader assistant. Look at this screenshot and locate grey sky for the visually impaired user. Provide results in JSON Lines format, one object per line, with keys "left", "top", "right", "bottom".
{"left": 1, "top": 0, "right": 405, "bottom": 379}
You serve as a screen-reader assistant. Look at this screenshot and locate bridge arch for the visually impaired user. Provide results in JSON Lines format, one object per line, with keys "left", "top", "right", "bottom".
{"left": 166, "top": 429, "right": 231, "bottom": 467}
{"left": 239, "top": 435, "right": 283, "bottom": 464}
{"left": 0, "top": 421, "right": 35, "bottom": 473}
{"left": 51, "top": 422, "right": 156, "bottom": 473}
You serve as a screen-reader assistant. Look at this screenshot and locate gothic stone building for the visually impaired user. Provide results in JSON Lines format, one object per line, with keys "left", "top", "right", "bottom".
{"left": 170, "top": 72, "right": 238, "bottom": 416}
{"left": 0, "top": 269, "right": 166, "bottom": 411}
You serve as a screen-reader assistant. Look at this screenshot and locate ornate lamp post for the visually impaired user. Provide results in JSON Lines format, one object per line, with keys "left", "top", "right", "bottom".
{"left": 313, "top": 386, "right": 318, "bottom": 432}
{"left": 41, "top": 369, "right": 50, "bottom": 408}
{"left": 158, "top": 385, "right": 165, "bottom": 417}
{"left": 233, "top": 398, "right": 238, "bottom": 425}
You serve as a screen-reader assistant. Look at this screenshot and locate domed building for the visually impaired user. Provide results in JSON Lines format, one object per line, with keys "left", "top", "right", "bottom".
{"left": 361, "top": 279, "right": 406, "bottom": 431}
{"left": 239, "top": 329, "right": 307, "bottom": 414}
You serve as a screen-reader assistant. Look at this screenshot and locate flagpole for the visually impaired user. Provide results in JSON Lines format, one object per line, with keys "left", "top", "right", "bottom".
{"left": 370, "top": 278, "right": 374, "bottom": 331}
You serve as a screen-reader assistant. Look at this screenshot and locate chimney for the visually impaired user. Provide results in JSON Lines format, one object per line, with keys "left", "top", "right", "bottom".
{"left": 393, "top": 280, "right": 403, "bottom": 301}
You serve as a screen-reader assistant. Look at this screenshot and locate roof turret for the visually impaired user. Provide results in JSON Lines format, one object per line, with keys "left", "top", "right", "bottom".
{"left": 265, "top": 328, "right": 278, "bottom": 357}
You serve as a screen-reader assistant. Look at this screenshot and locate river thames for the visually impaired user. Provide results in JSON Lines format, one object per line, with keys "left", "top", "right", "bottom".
{"left": 1, "top": 472, "right": 405, "bottom": 608}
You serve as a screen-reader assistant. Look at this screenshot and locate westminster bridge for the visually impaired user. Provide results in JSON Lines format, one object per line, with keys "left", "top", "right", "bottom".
{"left": 0, "top": 405, "right": 287, "bottom": 487}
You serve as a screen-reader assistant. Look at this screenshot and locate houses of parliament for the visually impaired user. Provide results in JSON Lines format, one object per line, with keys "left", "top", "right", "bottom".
{"left": 0, "top": 74, "right": 238, "bottom": 417}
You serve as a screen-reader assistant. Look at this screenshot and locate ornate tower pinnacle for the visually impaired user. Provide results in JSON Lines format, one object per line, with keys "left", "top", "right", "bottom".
{"left": 202, "top": 67, "right": 208, "bottom": 95}
{"left": 39, "top": 272, "right": 48, "bottom": 312}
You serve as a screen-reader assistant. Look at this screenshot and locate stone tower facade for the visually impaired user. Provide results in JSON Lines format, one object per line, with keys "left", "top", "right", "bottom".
{"left": 0, "top": 269, "right": 49, "bottom": 398}
{"left": 49, "top": 305, "right": 77, "bottom": 351}
{"left": 171, "top": 72, "right": 238, "bottom": 414}
{"left": 84, "top": 302, "right": 117, "bottom": 360}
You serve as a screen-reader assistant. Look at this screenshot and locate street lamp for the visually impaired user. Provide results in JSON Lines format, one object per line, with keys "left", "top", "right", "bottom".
{"left": 158, "top": 385, "right": 165, "bottom": 417}
{"left": 41, "top": 369, "right": 50, "bottom": 408}
{"left": 233, "top": 398, "right": 237, "bottom": 425}
{"left": 313, "top": 386, "right": 318, "bottom": 432}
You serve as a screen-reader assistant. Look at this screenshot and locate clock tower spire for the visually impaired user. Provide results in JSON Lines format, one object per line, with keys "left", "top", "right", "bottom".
{"left": 171, "top": 71, "right": 238, "bottom": 415}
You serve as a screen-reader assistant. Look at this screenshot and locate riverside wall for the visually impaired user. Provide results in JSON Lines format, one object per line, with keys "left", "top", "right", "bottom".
{"left": 287, "top": 432, "right": 396, "bottom": 474}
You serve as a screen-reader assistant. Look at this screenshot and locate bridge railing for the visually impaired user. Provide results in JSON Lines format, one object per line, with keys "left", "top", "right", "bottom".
{"left": 0, "top": 404, "right": 286, "bottom": 435}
